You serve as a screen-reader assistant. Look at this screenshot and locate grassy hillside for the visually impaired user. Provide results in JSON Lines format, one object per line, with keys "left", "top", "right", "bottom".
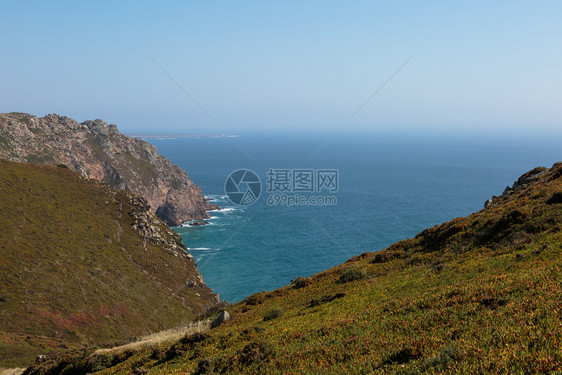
{"left": 24, "top": 163, "right": 562, "bottom": 374}
{"left": 0, "top": 161, "right": 216, "bottom": 368}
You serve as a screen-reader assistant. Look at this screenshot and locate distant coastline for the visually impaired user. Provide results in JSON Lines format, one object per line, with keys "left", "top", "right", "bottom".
{"left": 129, "top": 134, "right": 239, "bottom": 140}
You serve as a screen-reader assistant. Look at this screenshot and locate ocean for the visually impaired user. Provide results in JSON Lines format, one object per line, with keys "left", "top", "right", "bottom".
{"left": 147, "top": 132, "right": 561, "bottom": 302}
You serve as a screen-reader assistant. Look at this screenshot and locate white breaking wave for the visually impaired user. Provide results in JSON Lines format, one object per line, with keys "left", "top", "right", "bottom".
{"left": 180, "top": 222, "right": 208, "bottom": 227}
{"left": 187, "top": 247, "right": 220, "bottom": 253}
{"left": 206, "top": 194, "right": 228, "bottom": 199}
{"left": 205, "top": 194, "right": 228, "bottom": 201}
{"left": 217, "top": 207, "right": 238, "bottom": 213}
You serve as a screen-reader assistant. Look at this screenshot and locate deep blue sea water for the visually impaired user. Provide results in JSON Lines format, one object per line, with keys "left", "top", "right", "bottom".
{"left": 147, "top": 132, "right": 561, "bottom": 302}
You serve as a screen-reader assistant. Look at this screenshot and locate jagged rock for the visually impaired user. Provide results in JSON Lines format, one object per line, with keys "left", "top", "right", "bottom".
{"left": 211, "top": 310, "right": 230, "bottom": 328}
{"left": 501, "top": 167, "right": 549, "bottom": 197}
{"left": 127, "top": 194, "right": 195, "bottom": 258}
{"left": 482, "top": 164, "right": 562, "bottom": 206}
{"left": 0, "top": 112, "right": 218, "bottom": 225}
{"left": 188, "top": 221, "right": 209, "bottom": 227}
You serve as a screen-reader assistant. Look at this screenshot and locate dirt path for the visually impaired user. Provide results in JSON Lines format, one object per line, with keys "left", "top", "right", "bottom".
{"left": 0, "top": 369, "right": 25, "bottom": 375}
{"left": 95, "top": 319, "right": 211, "bottom": 354}
{"left": 116, "top": 202, "right": 123, "bottom": 242}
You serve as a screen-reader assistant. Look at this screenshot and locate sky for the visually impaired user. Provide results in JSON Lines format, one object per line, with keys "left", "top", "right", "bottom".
{"left": 1, "top": 1, "right": 561, "bottom": 135}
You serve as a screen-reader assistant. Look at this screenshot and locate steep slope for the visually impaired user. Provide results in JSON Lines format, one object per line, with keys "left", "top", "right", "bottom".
{"left": 0, "top": 161, "right": 217, "bottom": 367}
{"left": 0, "top": 112, "right": 217, "bottom": 226}
{"left": 24, "top": 162, "right": 562, "bottom": 374}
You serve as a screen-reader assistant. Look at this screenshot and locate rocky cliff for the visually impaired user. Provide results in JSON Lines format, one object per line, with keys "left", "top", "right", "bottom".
{"left": 0, "top": 112, "right": 217, "bottom": 226}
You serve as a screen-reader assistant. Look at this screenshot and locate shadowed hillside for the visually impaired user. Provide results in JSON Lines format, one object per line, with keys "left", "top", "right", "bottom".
{"left": 0, "top": 161, "right": 217, "bottom": 368}
{"left": 23, "top": 162, "right": 562, "bottom": 374}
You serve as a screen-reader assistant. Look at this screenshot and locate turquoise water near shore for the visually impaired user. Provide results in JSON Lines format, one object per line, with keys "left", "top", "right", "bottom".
{"left": 148, "top": 132, "right": 561, "bottom": 302}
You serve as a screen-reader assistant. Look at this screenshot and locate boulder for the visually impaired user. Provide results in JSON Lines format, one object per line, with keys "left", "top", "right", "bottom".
{"left": 211, "top": 310, "right": 230, "bottom": 328}
{"left": 188, "top": 221, "right": 209, "bottom": 227}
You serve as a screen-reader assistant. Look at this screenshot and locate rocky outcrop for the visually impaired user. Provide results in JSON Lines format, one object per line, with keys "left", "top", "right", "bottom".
{"left": 501, "top": 166, "right": 549, "bottom": 196}
{"left": 0, "top": 112, "right": 217, "bottom": 226}
{"left": 127, "top": 194, "right": 207, "bottom": 287}
{"left": 484, "top": 165, "right": 555, "bottom": 208}
{"left": 211, "top": 310, "right": 231, "bottom": 328}
{"left": 128, "top": 196, "right": 192, "bottom": 257}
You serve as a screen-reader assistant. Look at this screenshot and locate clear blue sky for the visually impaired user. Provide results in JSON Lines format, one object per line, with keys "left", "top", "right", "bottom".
{"left": 1, "top": 1, "right": 561, "bottom": 135}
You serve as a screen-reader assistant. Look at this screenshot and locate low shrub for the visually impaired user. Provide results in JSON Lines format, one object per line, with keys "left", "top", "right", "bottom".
{"left": 195, "top": 358, "right": 212, "bottom": 374}
{"left": 291, "top": 277, "right": 312, "bottom": 289}
{"left": 133, "top": 367, "right": 148, "bottom": 375}
{"left": 383, "top": 347, "right": 421, "bottom": 365}
{"left": 309, "top": 293, "right": 346, "bottom": 307}
{"left": 338, "top": 268, "right": 367, "bottom": 283}
{"left": 547, "top": 191, "right": 562, "bottom": 204}
{"left": 263, "top": 308, "right": 283, "bottom": 321}
{"left": 238, "top": 341, "right": 275, "bottom": 365}
{"left": 87, "top": 353, "right": 113, "bottom": 372}
{"left": 243, "top": 293, "right": 265, "bottom": 306}
{"left": 420, "top": 345, "right": 460, "bottom": 371}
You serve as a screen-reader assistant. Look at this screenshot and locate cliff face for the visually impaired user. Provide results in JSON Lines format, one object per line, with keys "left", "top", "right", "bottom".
{"left": 0, "top": 161, "right": 217, "bottom": 367}
{"left": 0, "top": 112, "right": 217, "bottom": 226}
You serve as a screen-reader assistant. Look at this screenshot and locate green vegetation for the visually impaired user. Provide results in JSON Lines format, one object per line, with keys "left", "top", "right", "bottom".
{"left": 13, "top": 112, "right": 32, "bottom": 126}
{"left": 0, "top": 131, "right": 9, "bottom": 148}
{"left": 291, "top": 277, "right": 311, "bottom": 289}
{"left": 0, "top": 161, "right": 215, "bottom": 367}
{"left": 24, "top": 153, "right": 54, "bottom": 164}
{"left": 262, "top": 308, "right": 283, "bottom": 322}
{"left": 21, "top": 163, "right": 562, "bottom": 373}
{"left": 337, "top": 267, "right": 368, "bottom": 283}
